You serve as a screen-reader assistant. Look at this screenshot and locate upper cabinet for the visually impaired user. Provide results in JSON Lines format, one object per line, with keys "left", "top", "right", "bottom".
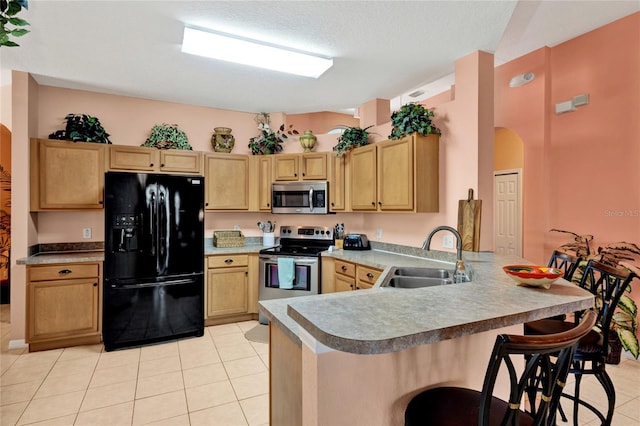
{"left": 329, "top": 153, "right": 347, "bottom": 211}
{"left": 273, "top": 153, "right": 328, "bottom": 181}
{"left": 30, "top": 139, "right": 106, "bottom": 211}
{"left": 249, "top": 155, "right": 273, "bottom": 211}
{"left": 349, "top": 134, "right": 439, "bottom": 212}
{"left": 108, "top": 145, "right": 202, "bottom": 174}
{"left": 204, "top": 153, "right": 250, "bottom": 211}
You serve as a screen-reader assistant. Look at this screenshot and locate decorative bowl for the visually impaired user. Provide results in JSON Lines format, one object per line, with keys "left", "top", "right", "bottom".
{"left": 502, "top": 265, "right": 563, "bottom": 289}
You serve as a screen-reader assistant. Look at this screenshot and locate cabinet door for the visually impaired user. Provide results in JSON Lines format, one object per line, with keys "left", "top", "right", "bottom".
{"left": 335, "top": 274, "right": 355, "bottom": 292}
{"left": 108, "top": 145, "right": 157, "bottom": 171}
{"left": 349, "top": 144, "right": 378, "bottom": 211}
{"left": 257, "top": 156, "right": 273, "bottom": 210}
{"left": 301, "top": 153, "right": 327, "bottom": 180}
{"left": 34, "top": 139, "right": 106, "bottom": 210}
{"left": 205, "top": 154, "right": 249, "bottom": 210}
{"left": 28, "top": 278, "right": 99, "bottom": 341}
{"left": 273, "top": 155, "right": 300, "bottom": 181}
{"left": 329, "top": 154, "right": 346, "bottom": 211}
{"left": 356, "top": 265, "right": 383, "bottom": 290}
{"left": 160, "top": 150, "right": 202, "bottom": 174}
{"left": 207, "top": 267, "right": 249, "bottom": 317}
{"left": 378, "top": 137, "right": 414, "bottom": 211}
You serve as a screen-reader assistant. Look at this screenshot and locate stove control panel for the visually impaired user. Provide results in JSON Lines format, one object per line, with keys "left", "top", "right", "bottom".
{"left": 280, "top": 225, "right": 334, "bottom": 241}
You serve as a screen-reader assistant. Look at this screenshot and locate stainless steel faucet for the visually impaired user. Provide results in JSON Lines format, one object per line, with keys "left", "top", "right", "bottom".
{"left": 422, "top": 225, "right": 468, "bottom": 282}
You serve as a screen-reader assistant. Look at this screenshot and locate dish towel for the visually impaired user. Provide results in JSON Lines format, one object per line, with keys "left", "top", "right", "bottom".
{"left": 278, "top": 257, "right": 295, "bottom": 289}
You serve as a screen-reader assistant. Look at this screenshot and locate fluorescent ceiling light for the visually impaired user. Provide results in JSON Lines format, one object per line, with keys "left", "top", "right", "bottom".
{"left": 181, "top": 27, "right": 333, "bottom": 79}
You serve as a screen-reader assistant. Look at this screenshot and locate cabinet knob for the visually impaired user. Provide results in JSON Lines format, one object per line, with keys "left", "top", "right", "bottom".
{"left": 93, "top": 282, "right": 98, "bottom": 287}
{"left": 302, "top": 173, "right": 305, "bottom": 177}
{"left": 99, "top": 200, "right": 104, "bottom": 205}
{"left": 58, "top": 269, "right": 72, "bottom": 275}
{"left": 294, "top": 173, "right": 298, "bottom": 177}
{"left": 367, "top": 273, "right": 374, "bottom": 278}
{"left": 150, "top": 163, "right": 154, "bottom": 167}
{"left": 331, "top": 202, "right": 334, "bottom": 206}
{"left": 205, "top": 202, "right": 209, "bottom": 206}
{"left": 371, "top": 202, "right": 375, "bottom": 206}
{"left": 224, "top": 259, "right": 234, "bottom": 264}
{"left": 341, "top": 265, "right": 347, "bottom": 271}
{"left": 161, "top": 163, "right": 165, "bottom": 167}
{"left": 267, "top": 203, "right": 270, "bottom": 207}
{"left": 350, "top": 284, "right": 354, "bottom": 289}
{"left": 378, "top": 201, "right": 382, "bottom": 205}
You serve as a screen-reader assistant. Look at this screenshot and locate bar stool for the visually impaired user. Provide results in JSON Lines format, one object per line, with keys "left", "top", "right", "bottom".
{"left": 404, "top": 311, "right": 596, "bottom": 426}
{"left": 525, "top": 260, "right": 637, "bottom": 425}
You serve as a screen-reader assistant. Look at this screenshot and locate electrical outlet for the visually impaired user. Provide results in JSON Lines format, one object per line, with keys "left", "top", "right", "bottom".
{"left": 376, "top": 228, "right": 383, "bottom": 238}
{"left": 233, "top": 225, "right": 240, "bottom": 230}
{"left": 442, "top": 235, "right": 454, "bottom": 249}
{"left": 82, "top": 228, "right": 92, "bottom": 239}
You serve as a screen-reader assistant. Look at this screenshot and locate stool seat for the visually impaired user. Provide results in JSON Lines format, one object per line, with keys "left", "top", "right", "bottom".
{"left": 405, "top": 387, "right": 534, "bottom": 426}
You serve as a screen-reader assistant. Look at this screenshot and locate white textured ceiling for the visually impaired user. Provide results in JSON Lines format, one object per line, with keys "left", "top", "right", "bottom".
{"left": 1, "top": 1, "right": 638, "bottom": 114}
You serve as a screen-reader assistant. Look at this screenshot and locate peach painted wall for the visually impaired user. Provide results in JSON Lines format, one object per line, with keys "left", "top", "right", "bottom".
{"left": 546, "top": 12, "right": 640, "bottom": 252}
{"left": 495, "top": 13, "right": 640, "bottom": 264}
{"left": 494, "top": 128, "right": 524, "bottom": 170}
{"left": 10, "top": 71, "right": 39, "bottom": 344}
{"left": 1, "top": 83, "right": 11, "bottom": 130}
{"left": 287, "top": 111, "right": 359, "bottom": 134}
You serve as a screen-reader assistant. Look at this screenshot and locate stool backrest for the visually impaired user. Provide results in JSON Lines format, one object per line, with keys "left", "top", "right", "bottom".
{"left": 548, "top": 250, "right": 582, "bottom": 281}
{"left": 480, "top": 310, "right": 596, "bottom": 425}
{"left": 577, "top": 260, "right": 637, "bottom": 357}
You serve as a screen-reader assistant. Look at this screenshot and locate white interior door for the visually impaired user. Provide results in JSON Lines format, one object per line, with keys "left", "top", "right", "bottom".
{"left": 494, "top": 170, "right": 522, "bottom": 256}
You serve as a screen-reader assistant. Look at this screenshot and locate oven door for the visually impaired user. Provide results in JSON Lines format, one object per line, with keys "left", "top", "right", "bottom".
{"left": 258, "top": 254, "right": 319, "bottom": 323}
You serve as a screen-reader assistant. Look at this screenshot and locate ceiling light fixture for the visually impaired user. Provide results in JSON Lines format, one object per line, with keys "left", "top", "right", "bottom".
{"left": 181, "top": 26, "right": 333, "bottom": 79}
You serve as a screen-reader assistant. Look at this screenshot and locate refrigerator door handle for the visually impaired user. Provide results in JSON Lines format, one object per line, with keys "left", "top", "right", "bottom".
{"left": 149, "top": 189, "right": 157, "bottom": 257}
{"left": 158, "top": 189, "right": 168, "bottom": 272}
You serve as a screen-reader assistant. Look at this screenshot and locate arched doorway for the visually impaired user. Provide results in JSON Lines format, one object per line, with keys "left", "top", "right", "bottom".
{"left": 494, "top": 128, "right": 524, "bottom": 256}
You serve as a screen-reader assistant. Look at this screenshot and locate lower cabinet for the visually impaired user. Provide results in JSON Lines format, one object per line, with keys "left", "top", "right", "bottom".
{"left": 205, "top": 254, "right": 258, "bottom": 325}
{"left": 26, "top": 262, "right": 102, "bottom": 352}
{"left": 331, "top": 259, "right": 382, "bottom": 292}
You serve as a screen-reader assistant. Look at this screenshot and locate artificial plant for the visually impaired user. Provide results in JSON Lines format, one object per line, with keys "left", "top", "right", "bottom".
{"left": 389, "top": 103, "right": 441, "bottom": 140}
{"left": 1, "top": 0, "right": 29, "bottom": 47}
{"left": 141, "top": 124, "right": 192, "bottom": 150}
{"left": 332, "top": 125, "right": 372, "bottom": 157}
{"left": 48, "top": 114, "right": 112, "bottom": 144}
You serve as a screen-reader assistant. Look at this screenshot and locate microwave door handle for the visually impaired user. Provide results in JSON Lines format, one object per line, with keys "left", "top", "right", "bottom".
{"left": 309, "top": 187, "right": 314, "bottom": 212}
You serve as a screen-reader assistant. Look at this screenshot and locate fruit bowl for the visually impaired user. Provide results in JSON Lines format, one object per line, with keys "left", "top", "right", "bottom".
{"left": 502, "top": 265, "right": 563, "bottom": 289}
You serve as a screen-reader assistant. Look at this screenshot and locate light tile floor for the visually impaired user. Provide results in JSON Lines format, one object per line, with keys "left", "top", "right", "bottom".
{"left": 1, "top": 305, "right": 269, "bottom": 426}
{"left": 2, "top": 304, "right": 639, "bottom": 425}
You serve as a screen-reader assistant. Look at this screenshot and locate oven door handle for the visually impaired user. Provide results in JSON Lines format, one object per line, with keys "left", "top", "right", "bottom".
{"left": 260, "top": 255, "right": 318, "bottom": 264}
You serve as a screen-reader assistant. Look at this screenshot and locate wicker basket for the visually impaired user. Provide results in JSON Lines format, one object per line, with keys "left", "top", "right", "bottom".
{"left": 213, "top": 230, "right": 245, "bottom": 248}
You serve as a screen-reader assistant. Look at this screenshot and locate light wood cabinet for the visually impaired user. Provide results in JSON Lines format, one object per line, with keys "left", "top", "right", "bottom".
{"left": 26, "top": 262, "right": 101, "bottom": 352}
{"left": 329, "top": 153, "right": 347, "bottom": 211}
{"left": 349, "top": 134, "right": 439, "bottom": 212}
{"left": 108, "top": 145, "right": 202, "bottom": 174}
{"left": 249, "top": 155, "right": 273, "bottom": 211}
{"left": 356, "top": 265, "right": 383, "bottom": 290}
{"left": 204, "top": 154, "right": 250, "bottom": 210}
{"left": 332, "top": 259, "right": 382, "bottom": 292}
{"left": 30, "top": 139, "right": 106, "bottom": 211}
{"left": 273, "top": 153, "right": 328, "bottom": 181}
{"left": 206, "top": 254, "right": 258, "bottom": 325}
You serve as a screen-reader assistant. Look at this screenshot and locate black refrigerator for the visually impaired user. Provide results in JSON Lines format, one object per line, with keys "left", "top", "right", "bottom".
{"left": 103, "top": 172, "right": 204, "bottom": 351}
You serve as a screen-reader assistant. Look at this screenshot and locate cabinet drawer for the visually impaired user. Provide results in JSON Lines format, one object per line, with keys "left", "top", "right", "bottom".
{"left": 29, "top": 263, "right": 100, "bottom": 282}
{"left": 208, "top": 254, "right": 249, "bottom": 268}
{"left": 357, "top": 266, "right": 383, "bottom": 286}
{"left": 335, "top": 260, "right": 355, "bottom": 278}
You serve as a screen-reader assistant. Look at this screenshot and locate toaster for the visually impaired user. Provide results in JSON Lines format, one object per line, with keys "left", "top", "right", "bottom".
{"left": 343, "top": 234, "right": 371, "bottom": 250}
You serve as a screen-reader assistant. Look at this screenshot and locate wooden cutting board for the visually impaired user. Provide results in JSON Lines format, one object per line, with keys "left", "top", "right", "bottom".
{"left": 457, "top": 188, "right": 482, "bottom": 251}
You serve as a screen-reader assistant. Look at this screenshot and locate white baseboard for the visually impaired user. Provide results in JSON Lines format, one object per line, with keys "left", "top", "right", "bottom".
{"left": 8, "top": 339, "right": 28, "bottom": 350}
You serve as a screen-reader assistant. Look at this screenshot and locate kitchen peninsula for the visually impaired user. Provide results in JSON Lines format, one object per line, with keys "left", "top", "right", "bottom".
{"left": 259, "top": 248, "right": 594, "bottom": 426}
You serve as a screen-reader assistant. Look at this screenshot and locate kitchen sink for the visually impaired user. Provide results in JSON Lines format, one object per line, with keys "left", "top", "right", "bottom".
{"left": 393, "top": 267, "right": 451, "bottom": 278}
{"left": 385, "top": 276, "right": 454, "bottom": 288}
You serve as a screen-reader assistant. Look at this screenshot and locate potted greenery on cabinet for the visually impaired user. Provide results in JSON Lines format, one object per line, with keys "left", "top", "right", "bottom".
{"left": 389, "top": 103, "right": 441, "bottom": 140}
{"left": 333, "top": 126, "right": 372, "bottom": 157}
{"left": 49, "top": 114, "right": 112, "bottom": 144}
{"left": 141, "top": 124, "right": 193, "bottom": 150}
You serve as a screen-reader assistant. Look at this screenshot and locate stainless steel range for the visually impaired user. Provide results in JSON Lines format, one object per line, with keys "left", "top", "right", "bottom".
{"left": 258, "top": 225, "right": 334, "bottom": 324}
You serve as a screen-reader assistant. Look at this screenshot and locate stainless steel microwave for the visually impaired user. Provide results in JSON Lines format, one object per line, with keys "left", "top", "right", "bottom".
{"left": 271, "top": 181, "right": 329, "bottom": 214}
